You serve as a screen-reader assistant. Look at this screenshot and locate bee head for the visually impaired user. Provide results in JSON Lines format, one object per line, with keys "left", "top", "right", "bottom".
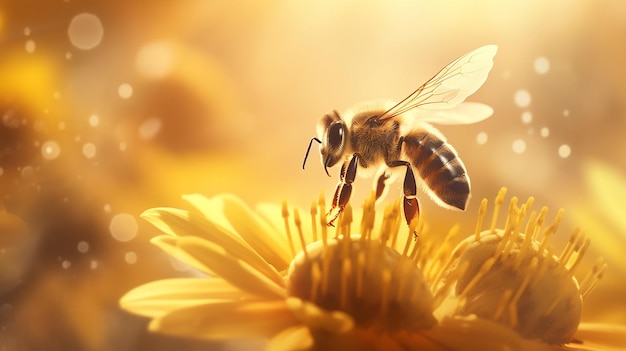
{"left": 317, "top": 111, "right": 347, "bottom": 176}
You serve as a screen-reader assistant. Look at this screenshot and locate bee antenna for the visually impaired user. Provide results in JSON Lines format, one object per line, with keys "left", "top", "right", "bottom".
{"left": 302, "top": 137, "right": 322, "bottom": 170}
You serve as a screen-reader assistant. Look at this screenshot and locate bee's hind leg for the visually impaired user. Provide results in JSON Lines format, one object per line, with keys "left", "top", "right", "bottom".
{"left": 388, "top": 160, "right": 420, "bottom": 239}
{"left": 327, "top": 154, "right": 359, "bottom": 226}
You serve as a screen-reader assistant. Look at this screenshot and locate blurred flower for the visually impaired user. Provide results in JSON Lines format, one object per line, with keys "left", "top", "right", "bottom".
{"left": 569, "top": 161, "right": 626, "bottom": 325}
{"left": 120, "top": 190, "right": 626, "bottom": 350}
{"left": 0, "top": 202, "right": 36, "bottom": 294}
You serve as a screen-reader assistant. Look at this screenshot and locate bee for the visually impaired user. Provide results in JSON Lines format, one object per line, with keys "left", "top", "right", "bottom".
{"left": 302, "top": 45, "right": 498, "bottom": 228}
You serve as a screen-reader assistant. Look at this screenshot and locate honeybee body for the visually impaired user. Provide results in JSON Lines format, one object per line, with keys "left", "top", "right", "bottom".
{"left": 303, "top": 45, "right": 498, "bottom": 226}
{"left": 324, "top": 104, "right": 469, "bottom": 212}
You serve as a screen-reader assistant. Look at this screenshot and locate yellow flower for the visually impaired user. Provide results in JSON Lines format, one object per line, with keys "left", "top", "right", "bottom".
{"left": 120, "top": 190, "right": 626, "bottom": 351}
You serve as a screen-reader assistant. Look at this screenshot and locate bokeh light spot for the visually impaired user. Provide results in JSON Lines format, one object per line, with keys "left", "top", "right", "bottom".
{"left": 136, "top": 41, "right": 175, "bottom": 79}
{"left": 125, "top": 251, "right": 138, "bottom": 264}
{"left": 514, "top": 89, "right": 531, "bottom": 108}
{"left": 118, "top": 83, "right": 133, "bottom": 99}
{"left": 558, "top": 144, "right": 572, "bottom": 158}
{"left": 512, "top": 139, "right": 527, "bottom": 154}
{"left": 109, "top": 213, "right": 138, "bottom": 242}
{"left": 68, "top": 13, "right": 104, "bottom": 50}
{"left": 138, "top": 117, "right": 162, "bottom": 140}
{"left": 25, "top": 40, "right": 36, "bottom": 53}
{"left": 88, "top": 114, "right": 100, "bottom": 127}
{"left": 521, "top": 111, "right": 533, "bottom": 124}
{"left": 41, "top": 140, "right": 61, "bottom": 160}
{"left": 534, "top": 56, "right": 550, "bottom": 74}
{"left": 82, "top": 143, "right": 97, "bottom": 159}
{"left": 77, "top": 241, "right": 89, "bottom": 253}
{"left": 476, "top": 131, "right": 488, "bottom": 145}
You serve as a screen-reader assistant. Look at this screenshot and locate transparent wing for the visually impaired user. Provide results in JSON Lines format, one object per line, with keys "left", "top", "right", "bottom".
{"left": 377, "top": 45, "right": 498, "bottom": 122}
{"left": 404, "top": 102, "right": 494, "bottom": 125}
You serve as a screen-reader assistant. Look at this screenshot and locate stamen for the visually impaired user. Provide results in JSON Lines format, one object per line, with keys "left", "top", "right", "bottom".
{"left": 318, "top": 192, "right": 328, "bottom": 246}
{"left": 394, "top": 258, "right": 411, "bottom": 302}
{"left": 360, "top": 191, "right": 376, "bottom": 242}
{"left": 581, "top": 259, "right": 607, "bottom": 299}
{"left": 537, "top": 209, "right": 564, "bottom": 256}
{"left": 490, "top": 187, "right": 508, "bottom": 233}
{"left": 379, "top": 269, "right": 392, "bottom": 316}
{"left": 502, "top": 203, "right": 525, "bottom": 262}
{"left": 431, "top": 240, "right": 469, "bottom": 291}
{"left": 507, "top": 257, "right": 538, "bottom": 327}
{"left": 531, "top": 206, "right": 549, "bottom": 241}
{"left": 522, "top": 197, "right": 535, "bottom": 217}
{"left": 514, "top": 211, "right": 537, "bottom": 269}
{"left": 425, "top": 225, "right": 459, "bottom": 282}
{"left": 408, "top": 232, "right": 421, "bottom": 260}
{"left": 556, "top": 228, "right": 581, "bottom": 271}
{"left": 355, "top": 251, "right": 366, "bottom": 298}
{"left": 341, "top": 225, "right": 351, "bottom": 260}
{"left": 402, "top": 216, "right": 418, "bottom": 256}
{"left": 321, "top": 242, "right": 335, "bottom": 294}
{"left": 474, "top": 198, "right": 488, "bottom": 241}
{"left": 282, "top": 201, "right": 296, "bottom": 257}
{"left": 310, "top": 200, "right": 318, "bottom": 242}
{"left": 379, "top": 204, "right": 394, "bottom": 246}
{"left": 310, "top": 261, "right": 322, "bottom": 303}
{"left": 342, "top": 204, "right": 353, "bottom": 237}
{"left": 340, "top": 257, "right": 352, "bottom": 310}
{"left": 389, "top": 201, "right": 402, "bottom": 249}
{"left": 579, "top": 257, "right": 603, "bottom": 293}
{"left": 529, "top": 250, "right": 554, "bottom": 289}
{"left": 493, "top": 289, "right": 513, "bottom": 322}
{"left": 415, "top": 240, "right": 434, "bottom": 269}
{"left": 566, "top": 236, "right": 590, "bottom": 277}
{"left": 494, "top": 197, "right": 518, "bottom": 260}
{"left": 432, "top": 260, "right": 468, "bottom": 310}
{"left": 458, "top": 256, "right": 497, "bottom": 299}
{"left": 293, "top": 209, "right": 308, "bottom": 260}
{"left": 524, "top": 210, "right": 537, "bottom": 239}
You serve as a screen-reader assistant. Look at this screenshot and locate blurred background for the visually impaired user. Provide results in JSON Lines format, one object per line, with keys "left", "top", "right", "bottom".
{"left": 1, "top": 1, "right": 625, "bottom": 350}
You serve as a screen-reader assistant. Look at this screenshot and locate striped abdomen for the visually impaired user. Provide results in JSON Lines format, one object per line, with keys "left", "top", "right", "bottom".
{"left": 402, "top": 129, "right": 470, "bottom": 210}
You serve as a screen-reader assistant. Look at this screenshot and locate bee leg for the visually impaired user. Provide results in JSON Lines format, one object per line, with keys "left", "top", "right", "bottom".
{"left": 388, "top": 160, "right": 420, "bottom": 239}
{"left": 375, "top": 170, "right": 391, "bottom": 201}
{"left": 327, "top": 154, "right": 359, "bottom": 226}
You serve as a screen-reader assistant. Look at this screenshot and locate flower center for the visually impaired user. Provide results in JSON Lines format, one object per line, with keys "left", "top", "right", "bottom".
{"left": 442, "top": 188, "right": 605, "bottom": 344}
{"left": 286, "top": 236, "right": 436, "bottom": 332}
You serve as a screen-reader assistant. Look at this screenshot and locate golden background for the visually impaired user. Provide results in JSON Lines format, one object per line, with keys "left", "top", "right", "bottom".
{"left": 1, "top": 1, "right": 625, "bottom": 350}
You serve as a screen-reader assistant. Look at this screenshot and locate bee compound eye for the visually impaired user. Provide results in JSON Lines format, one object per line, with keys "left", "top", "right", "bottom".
{"left": 328, "top": 122, "right": 344, "bottom": 148}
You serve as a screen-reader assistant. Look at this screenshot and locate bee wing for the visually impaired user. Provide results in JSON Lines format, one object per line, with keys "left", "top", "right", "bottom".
{"left": 406, "top": 102, "right": 494, "bottom": 125}
{"left": 377, "top": 45, "right": 498, "bottom": 122}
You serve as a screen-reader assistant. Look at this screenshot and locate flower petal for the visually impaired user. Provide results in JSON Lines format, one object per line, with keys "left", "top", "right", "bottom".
{"left": 181, "top": 194, "right": 237, "bottom": 233}
{"left": 218, "top": 194, "right": 292, "bottom": 271}
{"left": 149, "top": 300, "right": 297, "bottom": 340}
{"left": 423, "top": 315, "right": 557, "bottom": 351}
{"left": 285, "top": 297, "right": 354, "bottom": 334}
{"left": 177, "top": 236, "right": 286, "bottom": 299}
{"left": 256, "top": 202, "right": 314, "bottom": 254}
{"left": 267, "top": 326, "right": 313, "bottom": 351}
{"left": 120, "top": 277, "right": 254, "bottom": 317}
{"left": 151, "top": 235, "right": 215, "bottom": 275}
{"left": 143, "top": 206, "right": 285, "bottom": 287}
{"left": 571, "top": 323, "right": 626, "bottom": 351}
{"left": 585, "top": 161, "right": 626, "bottom": 235}
{"left": 141, "top": 207, "right": 193, "bottom": 237}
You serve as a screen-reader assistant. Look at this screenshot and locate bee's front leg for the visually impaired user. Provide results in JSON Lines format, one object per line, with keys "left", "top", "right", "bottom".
{"left": 327, "top": 154, "right": 359, "bottom": 226}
